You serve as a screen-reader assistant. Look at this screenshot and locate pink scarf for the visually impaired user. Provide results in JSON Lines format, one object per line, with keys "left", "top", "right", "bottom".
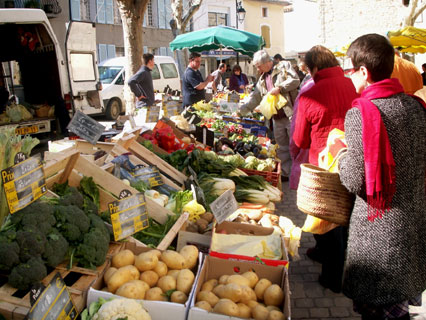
{"left": 353, "top": 78, "right": 426, "bottom": 221}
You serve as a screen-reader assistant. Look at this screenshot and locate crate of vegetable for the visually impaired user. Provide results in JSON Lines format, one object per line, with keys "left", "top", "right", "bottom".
{"left": 241, "top": 160, "right": 281, "bottom": 188}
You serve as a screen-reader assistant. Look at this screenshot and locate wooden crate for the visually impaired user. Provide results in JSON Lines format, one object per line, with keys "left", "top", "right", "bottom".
{"left": 116, "top": 134, "right": 188, "bottom": 188}
{"left": 43, "top": 150, "right": 169, "bottom": 224}
{"left": 0, "top": 243, "right": 122, "bottom": 320}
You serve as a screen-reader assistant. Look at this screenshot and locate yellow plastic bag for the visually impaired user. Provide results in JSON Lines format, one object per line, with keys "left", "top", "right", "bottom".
{"left": 302, "top": 128, "right": 346, "bottom": 234}
{"left": 258, "top": 93, "right": 287, "bottom": 120}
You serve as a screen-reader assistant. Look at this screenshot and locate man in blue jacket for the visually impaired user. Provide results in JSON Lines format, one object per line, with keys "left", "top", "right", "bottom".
{"left": 128, "top": 53, "right": 155, "bottom": 108}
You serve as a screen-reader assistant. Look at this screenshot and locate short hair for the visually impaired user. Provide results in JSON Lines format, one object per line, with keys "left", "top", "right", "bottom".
{"left": 143, "top": 53, "right": 154, "bottom": 65}
{"left": 218, "top": 63, "right": 226, "bottom": 69}
{"left": 346, "top": 34, "right": 394, "bottom": 82}
{"left": 304, "top": 45, "right": 339, "bottom": 73}
{"left": 253, "top": 50, "right": 272, "bottom": 66}
{"left": 232, "top": 65, "right": 242, "bottom": 73}
{"left": 422, "top": 63, "right": 426, "bottom": 68}
{"left": 189, "top": 52, "right": 201, "bottom": 61}
{"left": 273, "top": 53, "right": 284, "bottom": 61}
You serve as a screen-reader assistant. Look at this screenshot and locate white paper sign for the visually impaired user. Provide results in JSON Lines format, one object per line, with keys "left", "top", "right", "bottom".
{"left": 210, "top": 189, "right": 239, "bottom": 224}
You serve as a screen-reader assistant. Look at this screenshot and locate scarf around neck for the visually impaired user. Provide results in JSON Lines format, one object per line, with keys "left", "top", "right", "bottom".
{"left": 352, "top": 78, "right": 426, "bottom": 221}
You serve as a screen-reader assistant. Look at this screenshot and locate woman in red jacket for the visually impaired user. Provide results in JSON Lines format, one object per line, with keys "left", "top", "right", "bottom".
{"left": 293, "top": 45, "right": 358, "bottom": 292}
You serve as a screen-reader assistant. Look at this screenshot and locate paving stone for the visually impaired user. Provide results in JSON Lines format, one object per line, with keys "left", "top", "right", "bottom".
{"left": 315, "top": 297, "right": 334, "bottom": 307}
{"left": 291, "top": 307, "right": 310, "bottom": 319}
{"left": 290, "top": 282, "right": 306, "bottom": 299}
{"left": 330, "top": 306, "right": 350, "bottom": 317}
{"left": 305, "top": 286, "right": 325, "bottom": 298}
{"left": 310, "top": 307, "right": 330, "bottom": 318}
{"left": 303, "top": 273, "right": 319, "bottom": 281}
{"left": 334, "top": 296, "right": 353, "bottom": 307}
{"left": 295, "top": 298, "right": 314, "bottom": 308}
{"left": 308, "top": 265, "right": 322, "bottom": 273}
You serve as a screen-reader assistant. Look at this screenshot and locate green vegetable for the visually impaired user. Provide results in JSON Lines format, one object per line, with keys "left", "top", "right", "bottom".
{"left": 79, "top": 176, "right": 100, "bottom": 208}
{"left": 81, "top": 297, "right": 110, "bottom": 320}
{"left": 8, "top": 256, "right": 47, "bottom": 290}
{"left": 164, "top": 149, "right": 188, "bottom": 171}
{"left": 133, "top": 214, "right": 180, "bottom": 248}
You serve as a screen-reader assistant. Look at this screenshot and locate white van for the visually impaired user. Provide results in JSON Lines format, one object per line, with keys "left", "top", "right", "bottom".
{"left": 0, "top": 9, "right": 105, "bottom": 133}
{"left": 98, "top": 56, "right": 181, "bottom": 119}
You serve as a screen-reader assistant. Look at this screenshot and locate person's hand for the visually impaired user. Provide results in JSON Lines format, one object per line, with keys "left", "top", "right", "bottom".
{"left": 329, "top": 138, "right": 347, "bottom": 158}
{"left": 269, "top": 87, "right": 280, "bottom": 96}
{"left": 207, "top": 74, "right": 214, "bottom": 82}
{"left": 137, "top": 95, "right": 147, "bottom": 101}
{"left": 239, "top": 84, "right": 245, "bottom": 89}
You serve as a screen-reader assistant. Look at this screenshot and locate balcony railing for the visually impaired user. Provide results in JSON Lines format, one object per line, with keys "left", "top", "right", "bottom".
{"left": 4, "top": 0, "right": 62, "bottom": 16}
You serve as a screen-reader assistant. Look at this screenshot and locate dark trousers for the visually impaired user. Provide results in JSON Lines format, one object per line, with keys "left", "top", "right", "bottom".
{"left": 314, "top": 226, "right": 348, "bottom": 291}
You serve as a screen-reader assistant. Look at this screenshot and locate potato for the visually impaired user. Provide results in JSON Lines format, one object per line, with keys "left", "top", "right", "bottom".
{"left": 112, "top": 249, "right": 135, "bottom": 268}
{"left": 197, "top": 290, "right": 219, "bottom": 307}
{"left": 212, "top": 299, "right": 240, "bottom": 317}
{"left": 171, "top": 290, "right": 188, "bottom": 304}
{"left": 115, "top": 279, "right": 147, "bottom": 299}
{"left": 254, "top": 278, "right": 272, "bottom": 300}
{"left": 222, "top": 283, "right": 243, "bottom": 302}
{"left": 154, "top": 261, "right": 168, "bottom": 277}
{"left": 177, "top": 269, "right": 195, "bottom": 295}
{"left": 266, "top": 306, "right": 280, "bottom": 312}
{"left": 195, "top": 301, "right": 212, "bottom": 311}
{"left": 264, "top": 284, "right": 284, "bottom": 307}
{"left": 179, "top": 245, "right": 199, "bottom": 269}
{"left": 107, "top": 265, "right": 140, "bottom": 293}
{"left": 200, "top": 212, "right": 213, "bottom": 223}
{"left": 135, "top": 251, "right": 158, "bottom": 272}
{"left": 161, "top": 250, "right": 185, "bottom": 270}
{"left": 247, "top": 300, "right": 260, "bottom": 310}
{"left": 252, "top": 304, "right": 270, "bottom": 320}
{"left": 140, "top": 270, "right": 159, "bottom": 287}
{"left": 201, "top": 279, "right": 218, "bottom": 292}
{"left": 240, "top": 285, "right": 257, "bottom": 304}
{"left": 242, "top": 271, "right": 259, "bottom": 288}
{"left": 104, "top": 267, "right": 117, "bottom": 284}
{"left": 212, "top": 284, "right": 225, "bottom": 298}
{"left": 149, "top": 249, "right": 162, "bottom": 259}
{"left": 226, "top": 274, "right": 250, "bottom": 287}
{"left": 145, "top": 287, "right": 168, "bottom": 301}
{"left": 218, "top": 275, "right": 229, "bottom": 284}
{"left": 267, "top": 310, "right": 285, "bottom": 320}
{"left": 167, "top": 269, "right": 181, "bottom": 280}
{"left": 157, "top": 275, "right": 176, "bottom": 292}
{"left": 237, "top": 303, "right": 252, "bottom": 319}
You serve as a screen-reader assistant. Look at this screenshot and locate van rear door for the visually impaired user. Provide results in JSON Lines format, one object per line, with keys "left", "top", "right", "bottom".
{"left": 65, "top": 21, "right": 104, "bottom": 115}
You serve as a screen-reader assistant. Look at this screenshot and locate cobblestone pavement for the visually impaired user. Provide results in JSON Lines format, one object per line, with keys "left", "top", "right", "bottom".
{"left": 277, "top": 181, "right": 426, "bottom": 320}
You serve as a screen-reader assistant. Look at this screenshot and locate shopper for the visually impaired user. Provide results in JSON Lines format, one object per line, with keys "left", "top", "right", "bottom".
{"left": 292, "top": 45, "right": 358, "bottom": 292}
{"left": 239, "top": 50, "right": 300, "bottom": 181}
{"left": 340, "top": 33, "right": 426, "bottom": 320}
{"left": 211, "top": 63, "right": 226, "bottom": 93}
{"left": 229, "top": 65, "right": 249, "bottom": 93}
{"left": 127, "top": 53, "right": 155, "bottom": 108}
{"left": 391, "top": 49, "right": 423, "bottom": 94}
{"left": 182, "top": 52, "right": 213, "bottom": 107}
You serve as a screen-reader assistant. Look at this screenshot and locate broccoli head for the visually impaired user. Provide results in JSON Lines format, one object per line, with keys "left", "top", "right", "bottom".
{"left": 0, "top": 241, "right": 20, "bottom": 272}
{"left": 54, "top": 205, "right": 90, "bottom": 242}
{"left": 8, "top": 256, "right": 47, "bottom": 290}
{"left": 16, "top": 228, "right": 47, "bottom": 262}
{"left": 58, "top": 187, "right": 84, "bottom": 209}
{"left": 43, "top": 229, "right": 69, "bottom": 268}
{"left": 83, "top": 198, "right": 98, "bottom": 216}
{"left": 75, "top": 228, "right": 109, "bottom": 269}
{"left": 10, "top": 201, "right": 56, "bottom": 235}
{"left": 88, "top": 214, "right": 111, "bottom": 242}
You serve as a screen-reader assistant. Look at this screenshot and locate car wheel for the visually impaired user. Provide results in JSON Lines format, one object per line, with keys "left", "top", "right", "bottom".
{"left": 105, "top": 98, "right": 121, "bottom": 120}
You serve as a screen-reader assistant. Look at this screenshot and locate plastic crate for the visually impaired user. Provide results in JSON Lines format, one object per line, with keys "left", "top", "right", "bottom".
{"left": 240, "top": 160, "right": 281, "bottom": 187}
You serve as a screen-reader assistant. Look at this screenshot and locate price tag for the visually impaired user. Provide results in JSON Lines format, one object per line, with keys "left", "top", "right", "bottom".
{"left": 14, "top": 152, "right": 26, "bottom": 164}
{"left": 134, "top": 166, "right": 164, "bottom": 187}
{"left": 162, "top": 100, "right": 180, "bottom": 117}
{"left": 67, "top": 110, "right": 105, "bottom": 145}
{"left": 27, "top": 273, "right": 78, "bottom": 320}
{"left": 146, "top": 105, "right": 161, "bottom": 123}
{"left": 209, "top": 189, "right": 239, "bottom": 224}
{"left": 109, "top": 193, "right": 149, "bottom": 241}
{"left": 195, "top": 125, "right": 214, "bottom": 147}
{"left": 228, "top": 92, "right": 240, "bottom": 103}
{"left": 1, "top": 154, "right": 47, "bottom": 214}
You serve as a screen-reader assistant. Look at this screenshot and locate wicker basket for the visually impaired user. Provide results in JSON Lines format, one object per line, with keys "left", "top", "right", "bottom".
{"left": 297, "top": 163, "right": 354, "bottom": 226}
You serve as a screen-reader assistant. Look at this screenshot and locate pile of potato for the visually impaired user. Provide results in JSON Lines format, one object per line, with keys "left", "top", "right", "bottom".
{"left": 103, "top": 245, "right": 199, "bottom": 304}
{"left": 195, "top": 272, "right": 285, "bottom": 320}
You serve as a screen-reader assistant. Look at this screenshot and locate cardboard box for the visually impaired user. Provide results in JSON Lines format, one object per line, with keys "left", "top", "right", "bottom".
{"left": 177, "top": 221, "right": 212, "bottom": 254}
{"left": 87, "top": 241, "right": 204, "bottom": 320}
{"left": 210, "top": 221, "right": 289, "bottom": 268}
{"left": 187, "top": 255, "right": 291, "bottom": 320}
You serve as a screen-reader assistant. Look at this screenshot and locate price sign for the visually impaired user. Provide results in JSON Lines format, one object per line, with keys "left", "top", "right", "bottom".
{"left": 27, "top": 273, "right": 78, "bottom": 320}
{"left": 195, "top": 125, "right": 214, "bottom": 147}
{"left": 1, "top": 154, "right": 47, "bottom": 214}
{"left": 162, "top": 100, "right": 180, "bottom": 117}
{"left": 228, "top": 92, "right": 240, "bottom": 103}
{"left": 146, "top": 105, "right": 160, "bottom": 123}
{"left": 109, "top": 193, "right": 149, "bottom": 241}
{"left": 209, "top": 189, "right": 239, "bottom": 224}
{"left": 67, "top": 110, "right": 105, "bottom": 145}
{"left": 134, "top": 166, "right": 164, "bottom": 187}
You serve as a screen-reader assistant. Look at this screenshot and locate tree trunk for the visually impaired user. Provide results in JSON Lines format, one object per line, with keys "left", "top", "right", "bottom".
{"left": 117, "top": 0, "right": 149, "bottom": 115}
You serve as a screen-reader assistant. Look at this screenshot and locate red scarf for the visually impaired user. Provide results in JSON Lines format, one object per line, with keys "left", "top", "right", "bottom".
{"left": 352, "top": 78, "right": 426, "bottom": 221}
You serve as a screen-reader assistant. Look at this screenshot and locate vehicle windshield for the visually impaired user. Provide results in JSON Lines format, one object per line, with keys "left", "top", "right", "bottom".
{"left": 98, "top": 66, "right": 122, "bottom": 84}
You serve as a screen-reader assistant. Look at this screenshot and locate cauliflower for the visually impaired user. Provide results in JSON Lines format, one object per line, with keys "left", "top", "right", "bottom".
{"left": 92, "top": 298, "right": 151, "bottom": 320}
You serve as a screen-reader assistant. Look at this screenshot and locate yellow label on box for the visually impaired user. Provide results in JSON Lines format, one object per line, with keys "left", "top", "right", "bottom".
{"left": 1, "top": 154, "right": 46, "bottom": 214}
{"left": 109, "top": 193, "right": 149, "bottom": 241}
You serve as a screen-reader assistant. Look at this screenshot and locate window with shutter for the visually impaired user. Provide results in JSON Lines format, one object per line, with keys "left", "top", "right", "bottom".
{"left": 71, "top": 0, "right": 81, "bottom": 21}
{"left": 97, "top": 0, "right": 106, "bottom": 23}
{"left": 107, "top": 45, "right": 116, "bottom": 59}
{"left": 98, "top": 44, "right": 107, "bottom": 62}
{"left": 106, "top": 0, "right": 114, "bottom": 24}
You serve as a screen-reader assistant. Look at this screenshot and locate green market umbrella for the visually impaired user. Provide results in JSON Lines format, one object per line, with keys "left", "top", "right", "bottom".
{"left": 169, "top": 26, "right": 265, "bottom": 57}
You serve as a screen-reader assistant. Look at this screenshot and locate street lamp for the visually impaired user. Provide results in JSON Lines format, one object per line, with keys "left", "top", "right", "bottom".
{"left": 235, "top": 0, "right": 246, "bottom": 64}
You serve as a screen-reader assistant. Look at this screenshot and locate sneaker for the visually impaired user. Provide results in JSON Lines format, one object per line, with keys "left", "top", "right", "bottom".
{"left": 306, "top": 247, "right": 324, "bottom": 263}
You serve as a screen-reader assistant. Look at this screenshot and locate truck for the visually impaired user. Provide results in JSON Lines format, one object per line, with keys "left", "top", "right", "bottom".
{"left": 0, "top": 9, "right": 105, "bottom": 137}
